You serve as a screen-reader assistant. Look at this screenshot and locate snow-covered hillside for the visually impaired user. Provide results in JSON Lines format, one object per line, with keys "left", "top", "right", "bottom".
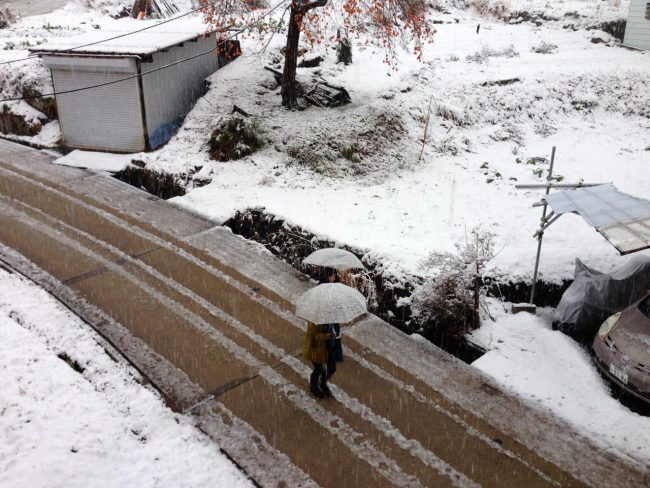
{"left": 1, "top": 0, "right": 647, "bottom": 285}
{"left": 151, "top": 2, "right": 648, "bottom": 287}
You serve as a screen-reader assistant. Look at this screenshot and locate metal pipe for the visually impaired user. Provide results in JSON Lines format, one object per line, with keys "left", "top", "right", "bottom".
{"left": 530, "top": 146, "right": 556, "bottom": 304}
{"left": 515, "top": 182, "right": 608, "bottom": 190}
{"left": 533, "top": 213, "right": 561, "bottom": 238}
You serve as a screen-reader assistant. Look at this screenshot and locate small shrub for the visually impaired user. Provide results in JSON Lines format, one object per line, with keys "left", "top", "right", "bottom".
{"left": 526, "top": 156, "right": 547, "bottom": 165}
{"left": 286, "top": 145, "right": 331, "bottom": 173}
{"left": 436, "top": 103, "right": 466, "bottom": 126}
{"left": 466, "top": 44, "right": 519, "bottom": 63}
{"left": 208, "top": 117, "right": 264, "bottom": 162}
{"left": 571, "top": 93, "right": 598, "bottom": 111}
{"left": 431, "top": 136, "right": 460, "bottom": 155}
{"left": 338, "top": 142, "right": 360, "bottom": 162}
{"left": 471, "top": 0, "right": 510, "bottom": 19}
{"left": 531, "top": 41, "right": 557, "bottom": 54}
{"left": 43, "top": 22, "right": 63, "bottom": 31}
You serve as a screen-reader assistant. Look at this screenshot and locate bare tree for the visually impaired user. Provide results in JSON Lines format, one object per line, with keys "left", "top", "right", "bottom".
{"left": 200, "top": 0, "right": 435, "bottom": 108}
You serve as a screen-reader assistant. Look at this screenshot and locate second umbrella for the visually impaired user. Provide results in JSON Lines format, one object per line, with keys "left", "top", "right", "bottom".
{"left": 303, "top": 248, "right": 365, "bottom": 271}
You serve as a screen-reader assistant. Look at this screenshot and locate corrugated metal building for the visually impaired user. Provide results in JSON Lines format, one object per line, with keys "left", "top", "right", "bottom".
{"left": 624, "top": 0, "right": 650, "bottom": 50}
{"left": 32, "top": 18, "right": 237, "bottom": 153}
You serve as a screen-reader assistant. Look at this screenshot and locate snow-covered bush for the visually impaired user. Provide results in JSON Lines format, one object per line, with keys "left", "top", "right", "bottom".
{"left": 470, "top": 0, "right": 510, "bottom": 19}
{"left": 286, "top": 107, "right": 406, "bottom": 179}
{"left": 80, "top": 0, "right": 195, "bottom": 18}
{"left": 411, "top": 228, "right": 495, "bottom": 333}
{"left": 430, "top": 0, "right": 469, "bottom": 11}
{"left": 0, "top": 65, "right": 56, "bottom": 137}
{"left": 466, "top": 44, "right": 519, "bottom": 63}
{"left": 208, "top": 117, "right": 264, "bottom": 162}
{"left": 435, "top": 102, "right": 466, "bottom": 126}
{"left": 531, "top": 41, "right": 557, "bottom": 54}
{"left": 79, "top": 0, "right": 131, "bottom": 17}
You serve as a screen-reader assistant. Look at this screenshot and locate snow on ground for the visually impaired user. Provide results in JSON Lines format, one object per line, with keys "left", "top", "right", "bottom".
{"left": 2, "top": 0, "right": 650, "bottom": 471}
{"left": 145, "top": 3, "right": 649, "bottom": 285}
{"left": 0, "top": 267, "right": 252, "bottom": 488}
{"left": 1, "top": 1, "right": 647, "bottom": 284}
{"left": 469, "top": 299, "right": 650, "bottom": 468}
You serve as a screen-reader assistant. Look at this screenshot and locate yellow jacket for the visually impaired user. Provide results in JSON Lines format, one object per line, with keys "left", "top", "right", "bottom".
{"left": 303, "top": 322, "right": 333, "bottom": 364}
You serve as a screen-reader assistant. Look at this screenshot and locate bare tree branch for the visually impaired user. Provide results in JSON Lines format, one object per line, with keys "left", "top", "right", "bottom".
{"left": 300, "top": 0, "right": 328, "bottom": 13}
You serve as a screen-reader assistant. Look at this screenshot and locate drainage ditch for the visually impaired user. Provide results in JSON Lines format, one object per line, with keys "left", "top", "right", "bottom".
{"left": 114, "top": 165, "right": 186, "bottom": 200}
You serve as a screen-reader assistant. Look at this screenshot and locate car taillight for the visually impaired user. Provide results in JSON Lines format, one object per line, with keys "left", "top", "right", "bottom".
{"left": 597, "top": 312, "right": 622, "bottom": 341}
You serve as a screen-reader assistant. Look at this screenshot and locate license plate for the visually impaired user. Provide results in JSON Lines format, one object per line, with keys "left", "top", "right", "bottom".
{"left": 609, "top": 363, "right": 628, "bottom": 385}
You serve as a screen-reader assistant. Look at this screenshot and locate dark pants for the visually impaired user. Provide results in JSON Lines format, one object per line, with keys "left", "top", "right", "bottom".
{"left": 310, "top": 363, "right": 326, "bottom": 391}
{"left": 327, "top": 354, "right": 337, "bottom": 379}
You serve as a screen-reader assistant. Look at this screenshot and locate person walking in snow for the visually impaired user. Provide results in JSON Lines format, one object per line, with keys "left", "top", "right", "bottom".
{"left": 319, "top": 268, "right": 344, "bottom": 381}
{"left": 304, "top": 321, "right": 334, "bottom": 398}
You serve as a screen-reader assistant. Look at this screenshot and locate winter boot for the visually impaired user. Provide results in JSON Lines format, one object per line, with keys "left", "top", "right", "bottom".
{"left": 310, "top": 370, "right": 325, "bottom": 399}
{"left": 319, "top": 375, "right": 332, "bottom": 398}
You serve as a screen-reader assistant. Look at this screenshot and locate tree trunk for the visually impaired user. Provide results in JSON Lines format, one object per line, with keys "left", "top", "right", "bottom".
{"left": 473, "top": 264, "right": 480, "bottom": 329}
{"left": 281, "top": 4, "right": 302, "bottom": 109}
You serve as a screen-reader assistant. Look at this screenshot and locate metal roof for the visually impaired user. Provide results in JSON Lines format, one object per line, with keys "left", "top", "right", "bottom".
{"left": 30, "top": 17, "right": 213, "bottom": 57}
{"left": 545, "top": 184, "right": 650, "bottom": 254}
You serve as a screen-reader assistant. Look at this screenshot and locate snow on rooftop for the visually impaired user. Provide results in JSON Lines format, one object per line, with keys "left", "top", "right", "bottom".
{"left": 30, "top": 16, "right": 214, "bottom": 56}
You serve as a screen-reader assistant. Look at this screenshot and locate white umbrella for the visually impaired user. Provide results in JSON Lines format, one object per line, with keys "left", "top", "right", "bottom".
{"left": 303, "top": 248, "right": 365, "bottom": 270}
{"left": 296, "top": 283, "right": 367, "bottom": 324}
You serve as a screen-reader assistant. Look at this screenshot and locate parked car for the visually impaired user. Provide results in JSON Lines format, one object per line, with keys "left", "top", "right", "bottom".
{"left": 593, "top": 291, "right": 650, "bottom": 403}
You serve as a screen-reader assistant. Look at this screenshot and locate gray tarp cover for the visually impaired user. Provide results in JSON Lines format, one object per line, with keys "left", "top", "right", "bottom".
{"left": 554, "top": 255, "right": 650, "bottom": 336}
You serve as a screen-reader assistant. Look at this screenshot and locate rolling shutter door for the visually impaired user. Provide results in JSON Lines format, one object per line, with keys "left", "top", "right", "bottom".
{"left": 48, "top": 56, "right": 145, "bottom": 153}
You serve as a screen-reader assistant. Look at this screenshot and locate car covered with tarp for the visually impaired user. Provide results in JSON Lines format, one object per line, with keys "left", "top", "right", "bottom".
{"left": 553, "top": 255, "right": 650, "bottom": 340}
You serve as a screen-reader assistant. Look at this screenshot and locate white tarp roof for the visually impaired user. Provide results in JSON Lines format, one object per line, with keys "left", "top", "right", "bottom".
{"left": 545, "top": 184, "right": 650, "bottom": 255}
{"left": 30, "top": 17, "right": 213, "bottom": 56}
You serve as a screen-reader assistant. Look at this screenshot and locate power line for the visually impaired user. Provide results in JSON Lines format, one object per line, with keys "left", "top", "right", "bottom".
{"left": 0, "top": 0, "right": 222, "bottom": 67}
{"left": 0, "top": 0, "right": 288, "bottom": 104}
{"left": 2, "top": 41, "right": 227, "bottom": 102}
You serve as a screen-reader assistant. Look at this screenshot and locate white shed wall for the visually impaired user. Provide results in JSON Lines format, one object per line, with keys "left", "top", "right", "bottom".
{"left": 47, "top": 56, "right": 145, "bottom": 153}
{"left": 625, "top": 0, "right": 650, "bottom": 50}
{"left": 142, "top": 33, "right": 221, "bottom": 148}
